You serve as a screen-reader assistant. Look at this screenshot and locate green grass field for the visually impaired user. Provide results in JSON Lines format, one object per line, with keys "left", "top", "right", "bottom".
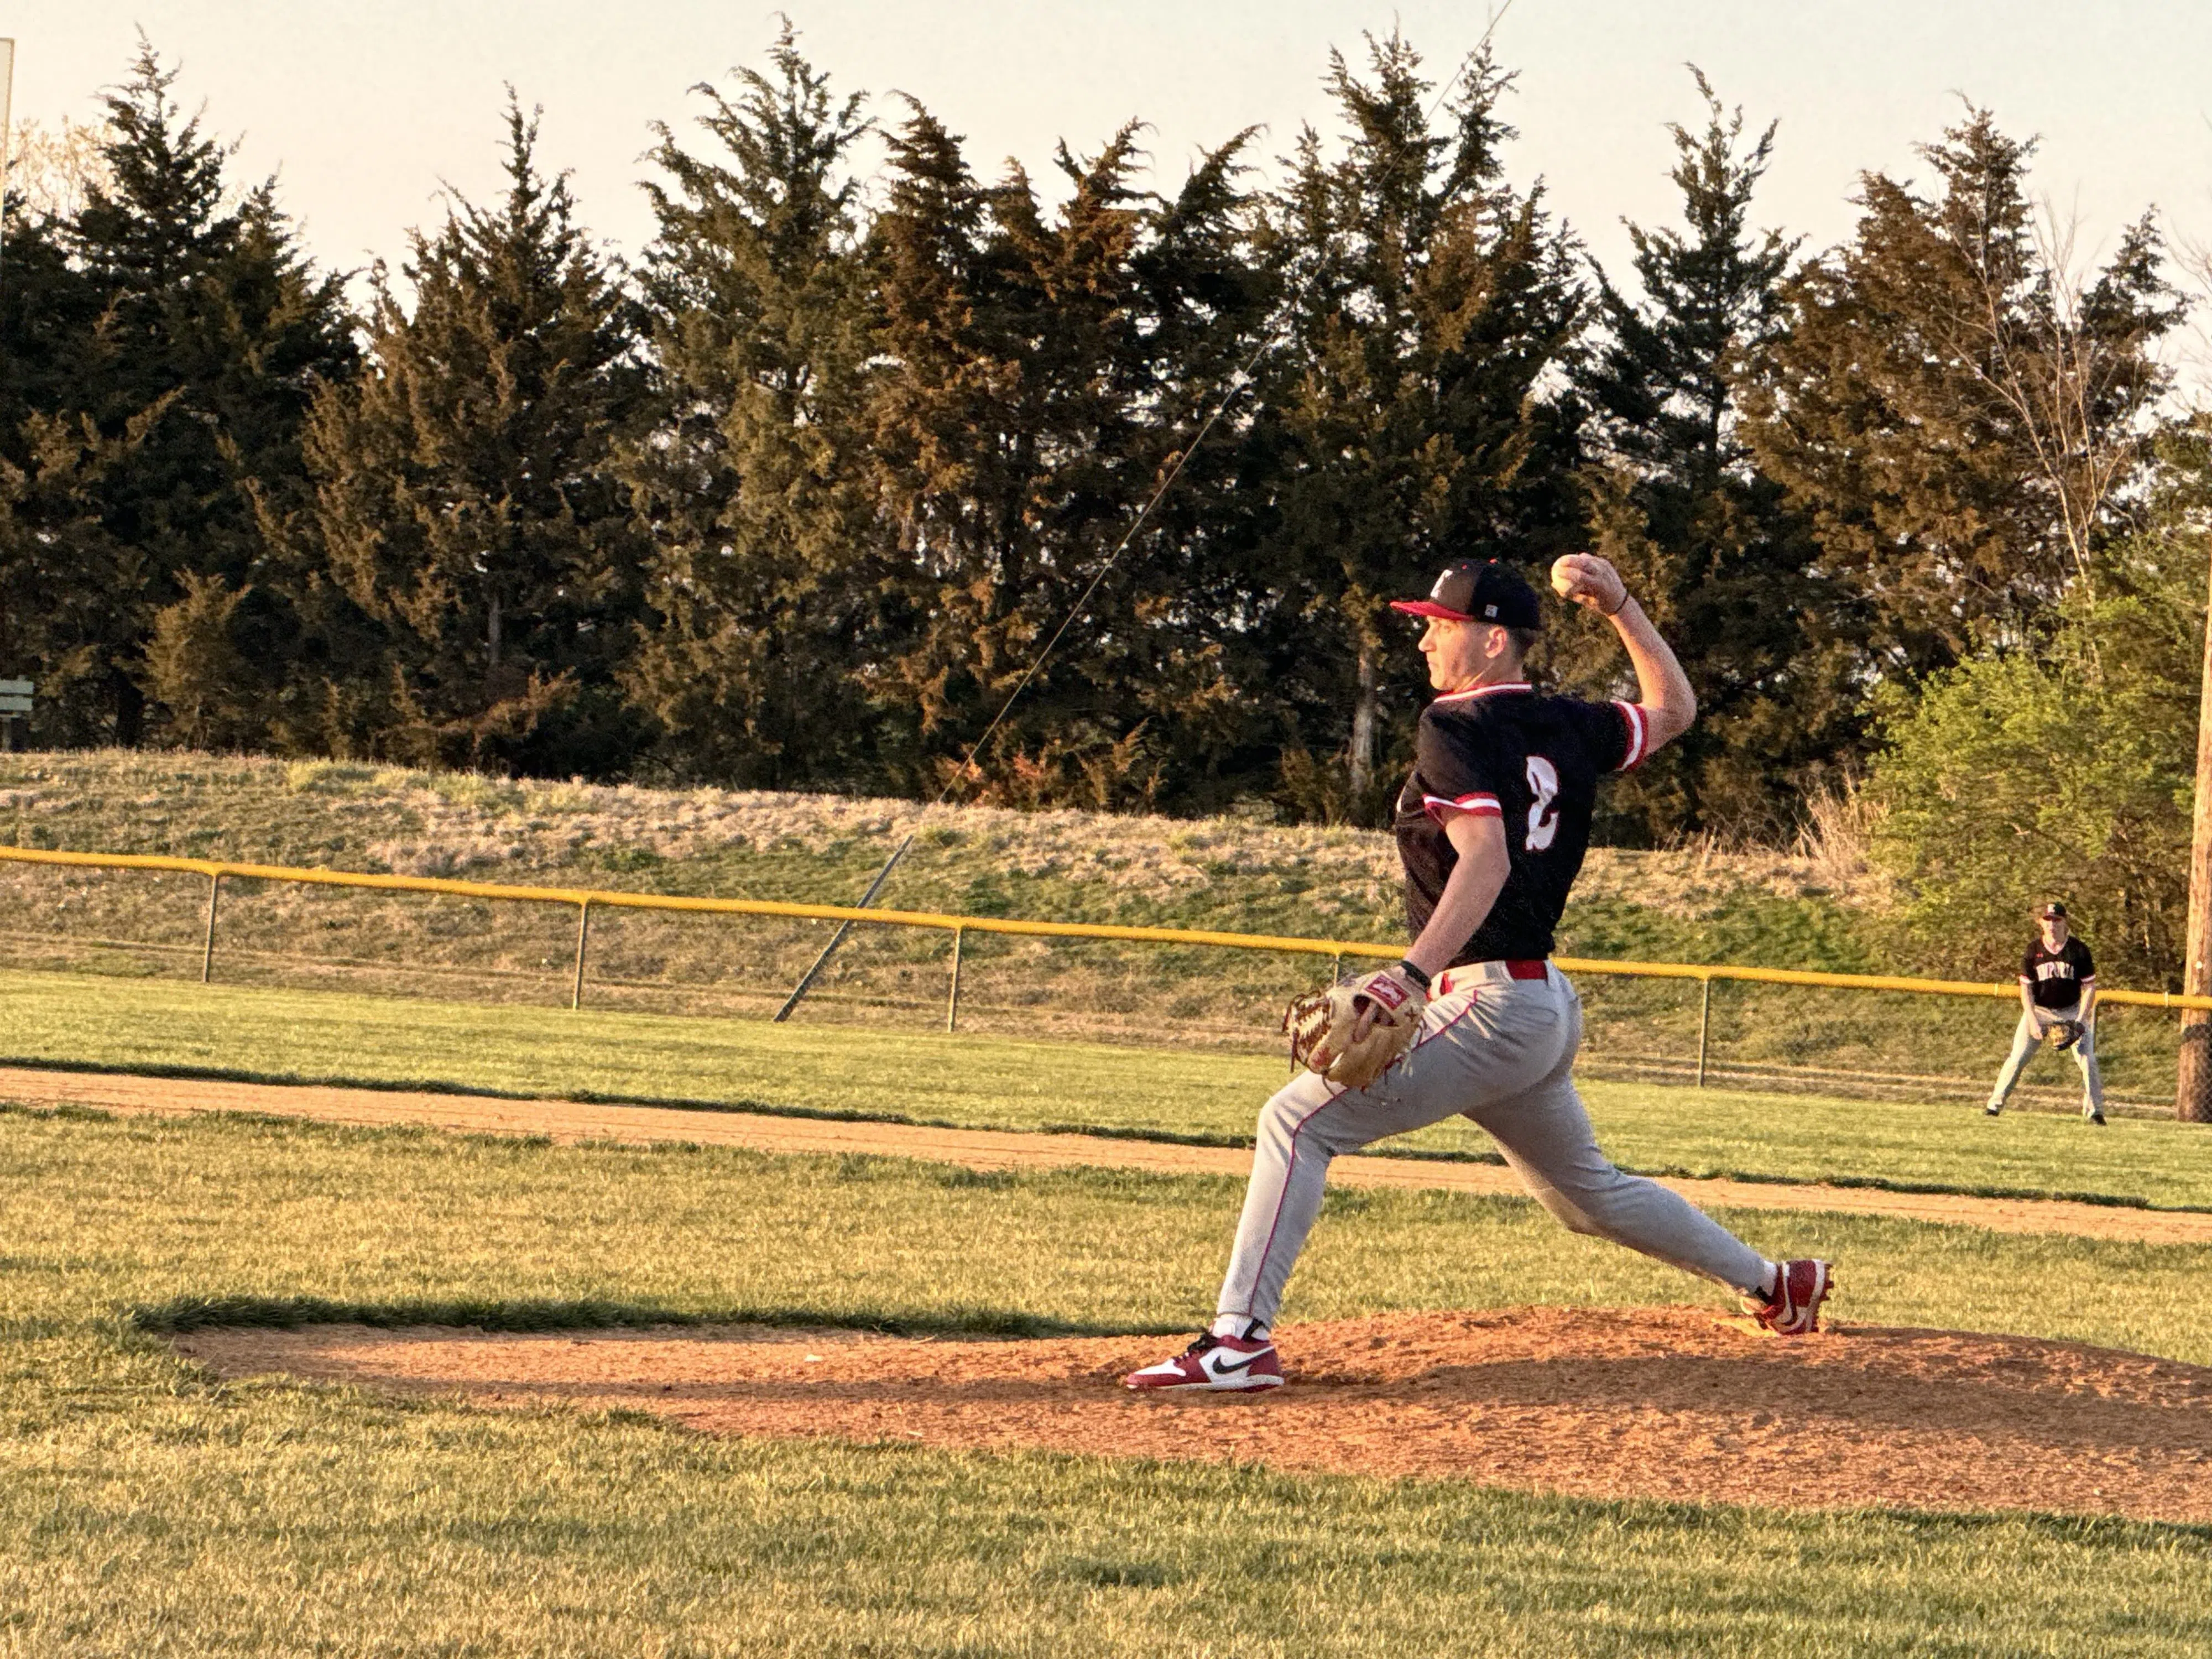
{"left": 6, "top": 749, "right": 2182, "bottom": 1104}
{"left": 4, "top": 1102, "right": 2211, "bottom": 1656}
{"left": 9, "top": 758, "right": 2210, "bottom": 1648}
{"left": 8, "top": 969, "right": 2210, "bottom": 1212}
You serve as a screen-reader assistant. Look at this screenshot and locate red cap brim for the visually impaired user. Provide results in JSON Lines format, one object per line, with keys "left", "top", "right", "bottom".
{"left": 1389, "top": 600, "right": 1475, "bottom": 620}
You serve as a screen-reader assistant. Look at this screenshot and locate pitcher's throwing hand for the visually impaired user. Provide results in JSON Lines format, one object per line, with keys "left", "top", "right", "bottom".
{"left": 1550, "top": 552, "right": 1629, "bottom": 617}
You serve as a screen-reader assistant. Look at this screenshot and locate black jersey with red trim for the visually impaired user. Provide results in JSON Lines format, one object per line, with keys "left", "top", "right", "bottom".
{"left": 2021, "top": 935, "right": 2095, "bottom": 1010}
{"left": 1391, "top": 681, "right": 1650, "bottom": 964}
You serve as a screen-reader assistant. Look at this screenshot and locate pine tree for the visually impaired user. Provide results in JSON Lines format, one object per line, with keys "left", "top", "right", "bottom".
{"left": 1571, "top": 71, "right": 1853, "bottom": 839}
{"left": 54, "top": 42, "right": 356, "bottom": 744}
{"left": 1110, "top": 135, "right": 1284, "bottom": 808}
{"left": 0, "top": 43, "right": 355, "bottom": 747}
{"left": 139, "top": 569, "right": 259, "bottom": 749}
{"left": 0, "top": 410, "right": 161, "bottom": 746}
{"left": 1739, "top": 106, "right": 2179, "bottom": 682}
{"left": 862, "top": 104, "right": 1275, "bottom": 808}
{"left": 302, "top": 98, "right": 646, "bottom": 775}
{"left": 0, "top": 192, "right": 99, "bottom": 423}
{"left": 1251, "top": 35, "right": 1586, "bottom": 820}
{"left": 620, "top": 28, "right": 880, "bottom": 787}
{"left": 0, "top": 193, "right": 111, "bottom": 737}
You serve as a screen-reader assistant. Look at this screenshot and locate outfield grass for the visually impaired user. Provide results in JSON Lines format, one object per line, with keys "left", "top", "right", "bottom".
{"left": 8, "top": 968, "right": 2211, "bottom": 1211}
{"left": 12, "top": 748, "right": 2185, "bottom": 1105}
{"left": 3, "top": 1103, "right": 2211, "bottom": 1656}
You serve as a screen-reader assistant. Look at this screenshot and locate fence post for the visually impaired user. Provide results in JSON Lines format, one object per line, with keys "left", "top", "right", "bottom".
{"left": 570, "top": 900, "right": 592, "bottom": 1011}
{"left": 1695, "top": 974, "right": 1714, "bottom": 1088}
{"left": 199, "top": 872, "right": 222, "bottom": 984}
{"left": 945, "top": 926, "right": 964, "bottom": 1032}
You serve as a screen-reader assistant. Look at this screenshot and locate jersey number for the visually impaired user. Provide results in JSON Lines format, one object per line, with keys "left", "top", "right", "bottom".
{"left": 1525, "top": 756, "right": 1561, "bottom": 852}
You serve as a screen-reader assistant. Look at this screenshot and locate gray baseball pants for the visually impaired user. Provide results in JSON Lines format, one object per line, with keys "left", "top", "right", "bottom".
{"left": 1217, "top": 962, "right": 1771, "bottom": 1329}
{"left": 1987, "top": 1003, "right": 2104, "bottom": 1113}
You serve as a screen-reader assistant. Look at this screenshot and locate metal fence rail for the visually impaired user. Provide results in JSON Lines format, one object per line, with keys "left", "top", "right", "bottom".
{"left": 5, "top": 845, "right": 2208, "bottom": 1080}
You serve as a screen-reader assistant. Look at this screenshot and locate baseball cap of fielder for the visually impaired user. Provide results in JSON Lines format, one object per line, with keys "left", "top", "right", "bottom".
{"left": 2040, "top": 900, "right": 2069, "bottom": 920}
{"left": 1390, "top": 560, "right": 1543, "bottom": 629}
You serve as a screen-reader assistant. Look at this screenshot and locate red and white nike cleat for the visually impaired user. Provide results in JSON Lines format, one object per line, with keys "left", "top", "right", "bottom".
{"left": 1123, "top": 1332, "right": 1284, "bottom": 1392}
{"left": 1744, "top": 1259, "right": 1833, "bottom": 1335}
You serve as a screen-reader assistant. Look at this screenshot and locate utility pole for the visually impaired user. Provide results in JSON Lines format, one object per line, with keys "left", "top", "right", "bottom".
{"left": 2178, "top": 544, "right": 2212, "bottom": 1122}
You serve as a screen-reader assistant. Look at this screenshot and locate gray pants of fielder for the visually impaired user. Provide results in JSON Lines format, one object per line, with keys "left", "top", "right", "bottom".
{"left": 1217, "top": 962, "right": 1770, "bottom": 1329}
{"left": 1987, "top": 1003, "right": 2104, "bottom": 1113}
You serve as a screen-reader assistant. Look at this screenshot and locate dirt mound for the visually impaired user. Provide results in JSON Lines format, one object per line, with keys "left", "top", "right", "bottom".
{"left": 177, "top": 1306, "right": 2212, "bottom": 1522}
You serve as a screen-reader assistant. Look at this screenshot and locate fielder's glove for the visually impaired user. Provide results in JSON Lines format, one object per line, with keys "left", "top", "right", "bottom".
{"left": 2048, "top": 1018, "right": 2086, "bottom": 1052}
{"left": 1283, "top": 963, "right": 1429, "bottom": 1091}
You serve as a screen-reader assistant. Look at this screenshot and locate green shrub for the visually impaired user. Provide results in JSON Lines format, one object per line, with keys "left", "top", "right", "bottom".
{"left": 1866, "top": 535, "right": 2200, "bottom": 984}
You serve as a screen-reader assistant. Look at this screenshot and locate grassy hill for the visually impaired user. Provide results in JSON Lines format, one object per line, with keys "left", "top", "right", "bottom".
{"left": 0, "top": 750, "right": 2177, "bottom": 1108}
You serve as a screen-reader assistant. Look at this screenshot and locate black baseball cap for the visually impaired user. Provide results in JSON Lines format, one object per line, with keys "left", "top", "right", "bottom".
{"left": 2040, "top": 901, "right": 2068, "bottom": 920}
{"left": 1390, "top": 560, "right": 1543, "bottom": 629}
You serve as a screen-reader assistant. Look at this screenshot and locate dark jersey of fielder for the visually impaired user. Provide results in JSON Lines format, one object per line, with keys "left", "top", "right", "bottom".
{"left": 2021, "top": 935, "right": 2096, "bottom": 1010}
{"left": 1391, "top": 681, "right": 1652, "bottom": 964}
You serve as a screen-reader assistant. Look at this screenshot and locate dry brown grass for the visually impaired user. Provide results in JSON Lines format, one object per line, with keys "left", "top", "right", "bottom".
{"left": 1, "top": 749, "right": 1879, "bottom": 920}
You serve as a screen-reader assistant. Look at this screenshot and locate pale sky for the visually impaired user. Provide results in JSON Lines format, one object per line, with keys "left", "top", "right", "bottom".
{"left": 7, "top": 1, "right": 2212, "bottom": 310}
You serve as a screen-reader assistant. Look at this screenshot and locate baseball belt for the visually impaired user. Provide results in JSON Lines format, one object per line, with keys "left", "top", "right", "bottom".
{"left": 1434, "top": 959, "right": 1550, "bottom": 996}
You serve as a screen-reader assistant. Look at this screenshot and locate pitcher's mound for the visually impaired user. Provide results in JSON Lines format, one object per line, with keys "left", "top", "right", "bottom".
{"left": 176, "top": 1306, "right": 2212, "bottom": 1521}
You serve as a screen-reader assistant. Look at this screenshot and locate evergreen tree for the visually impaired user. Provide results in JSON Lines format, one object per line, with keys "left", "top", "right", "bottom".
{"left": 0, "top": 409, "right": 160, "bottom": 745}
{"left": 1739, "top": 107, "right": 2179, "bottom": 683}
{"left": 0, "top": 45, "right": 353, "bottom": 747}
{"left": 0, "top": 195, "right": 99, "bottom": 427}
{"left": 1251, "top": 35, "right": 1587, "bottom": 820}
{"left": 139, "top": 569, "right": 259, "bottom": 749}
{"left": 301, "top": 100, "right": 646, "bottom": 774}
{"left": 1571, "top": 72, "right": 1853, "bottom": 840}
{"left": 620, "top": 28, "right": 881, "bottom": 787}
{"left": 52, "top": 43, "right": 356, "bottom": 744}
{"left": 1110, "top": 135, "right": 1286, "bottom": 808}
{"left": 0, "top": 196, "right": 110, "bottom": 736}
{"left": 856, "top": 102, "right": 1005, "bottom": 789}
{"left": 863, "top": 105, "right": 1275, "bottom": 808}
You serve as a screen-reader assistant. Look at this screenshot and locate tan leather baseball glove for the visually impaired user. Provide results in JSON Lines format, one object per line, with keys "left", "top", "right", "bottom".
{"left": 1282, "top": 965, "right": 1429, "bottom": 1091}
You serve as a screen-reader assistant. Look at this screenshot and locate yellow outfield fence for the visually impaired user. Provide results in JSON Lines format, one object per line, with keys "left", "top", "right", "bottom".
{"left": 3, "top": 842, "right": 2208, "bottom": 1001}
{"left": 0, "top": 845, "right": 2203, "bottom": 1119}
{"left": 3, "top": 842, "right": 2209, "bottom": 1097}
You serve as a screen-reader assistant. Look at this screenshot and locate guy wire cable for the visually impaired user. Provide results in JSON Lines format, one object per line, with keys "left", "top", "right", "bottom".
{"left": 773, "top": 1, "right": 1519, "bottom": 1021}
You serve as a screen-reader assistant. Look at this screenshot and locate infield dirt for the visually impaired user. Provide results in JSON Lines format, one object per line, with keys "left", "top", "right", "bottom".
{"left": 179, "top": 1306, "right": 2212, "bottom": 1524}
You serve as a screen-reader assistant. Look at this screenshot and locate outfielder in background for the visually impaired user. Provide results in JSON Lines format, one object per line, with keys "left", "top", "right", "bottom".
{"left": 1984, "top": 900, "right": 2106, "bottom": 1125}
{"left": 1127, "top": 555, "right": 1834, "bottom": 1394}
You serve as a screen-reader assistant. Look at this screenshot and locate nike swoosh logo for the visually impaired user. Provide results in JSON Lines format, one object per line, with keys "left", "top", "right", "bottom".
{"left": 1208, "top": 1350, "right": 1266, "bottom": 1376}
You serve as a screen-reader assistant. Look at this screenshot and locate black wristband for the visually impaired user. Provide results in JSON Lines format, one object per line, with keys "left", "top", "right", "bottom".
{"left": 1395, "top": 958, "right": 1432, "bottom": 992}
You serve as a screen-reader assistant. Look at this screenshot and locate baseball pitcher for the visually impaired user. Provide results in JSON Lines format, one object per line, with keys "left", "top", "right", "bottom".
{"left": 1126, "top": 554, "right": 1833, "bottom": 1393}
{"left": 1984, "top": 900, "right": 2105, "bottom": 1124}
